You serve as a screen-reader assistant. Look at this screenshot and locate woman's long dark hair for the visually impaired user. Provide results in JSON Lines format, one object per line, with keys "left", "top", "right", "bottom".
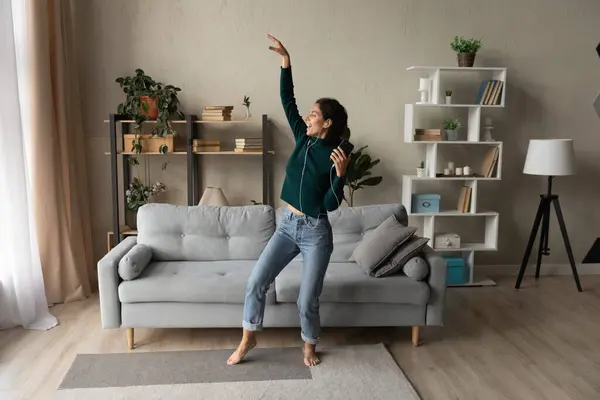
{"left": 316, "top": 98, "right": 350, "bottom": 141}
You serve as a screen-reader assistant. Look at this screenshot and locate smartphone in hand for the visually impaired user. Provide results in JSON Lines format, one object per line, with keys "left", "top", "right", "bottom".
{"left": 339, "top": 139, "right": 354, "bottom": 156}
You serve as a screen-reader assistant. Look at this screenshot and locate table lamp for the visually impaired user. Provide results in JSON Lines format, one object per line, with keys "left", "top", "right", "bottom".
{"left": 514, "top": 139, "right": 582, "bottom": 292}
{"left": 199, "top": 187, "right": 229, "bottom": 206}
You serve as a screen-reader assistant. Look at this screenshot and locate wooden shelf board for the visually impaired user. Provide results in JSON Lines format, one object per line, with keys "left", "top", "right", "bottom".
{"left": 104, "top": 152, "right": 187, "bottom": 155}
{"left": 407, "top": 66, "right": 506, "bottom": 72}
{"left": 194, "top": 150, "right": 274, "bottom": 155}
{"left": 195, "top": 120, "right": 263, "bottom": 124}
{"left": 103, "top": 120, "right": 186, "bottom": 124}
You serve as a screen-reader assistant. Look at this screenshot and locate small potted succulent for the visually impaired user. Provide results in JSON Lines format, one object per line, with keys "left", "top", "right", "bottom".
{"left": 443, "top": 118, "right": 461, "bottom": 141}
{"left": 416, "top": 161, "right": 426, "bottom": 177}
{"left": 445, "top": 90, "right": 453, "bottom": 104}
{"left": 450, "top": 36, "right": 483, "bottom": 67}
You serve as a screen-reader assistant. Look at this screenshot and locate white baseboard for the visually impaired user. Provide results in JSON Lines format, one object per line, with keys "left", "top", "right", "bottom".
{"left": 477, "top": 263, "right": 600, "bottom": 277}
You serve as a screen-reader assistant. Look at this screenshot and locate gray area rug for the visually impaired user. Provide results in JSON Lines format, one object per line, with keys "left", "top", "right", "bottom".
{"left": 56, "top": 343, "right": 421, "bottom": 399}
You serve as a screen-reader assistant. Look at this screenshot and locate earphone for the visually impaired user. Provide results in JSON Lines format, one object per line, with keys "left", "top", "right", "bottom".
{"left": 299, "top": 137, "right": 342, "bottom": 229}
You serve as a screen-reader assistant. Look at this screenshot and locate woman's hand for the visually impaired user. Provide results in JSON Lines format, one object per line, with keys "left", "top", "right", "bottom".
{"left": 331, "top": 147, "right": 350, "bottom": 177}
{"left": 267, "top": 34, "right": 290, "bottom": 68}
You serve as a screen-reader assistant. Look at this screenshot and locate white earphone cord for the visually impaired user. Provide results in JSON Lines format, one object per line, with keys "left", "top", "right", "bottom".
{"left": 299, "top": 139, "right": 341, "bottom": 229}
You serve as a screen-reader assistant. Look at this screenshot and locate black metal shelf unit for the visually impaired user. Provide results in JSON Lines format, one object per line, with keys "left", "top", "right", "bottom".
{"left": 107, "top": 113, "right": 272, "bottom": 246}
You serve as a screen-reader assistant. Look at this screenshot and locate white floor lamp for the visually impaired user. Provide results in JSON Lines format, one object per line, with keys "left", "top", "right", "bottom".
{"left": 514, "top": 139, "right": 582, "bottom": 292}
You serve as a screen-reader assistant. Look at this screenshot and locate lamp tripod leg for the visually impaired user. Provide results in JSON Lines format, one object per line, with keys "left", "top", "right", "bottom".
{"left": 535, "top": 200, "right": 551, "bottom": 279}
{"left": 552, "top": 197, "right": 583, "bottom": 292}
{"left": 515, "top": 198, "right": 546, "bottom": 289}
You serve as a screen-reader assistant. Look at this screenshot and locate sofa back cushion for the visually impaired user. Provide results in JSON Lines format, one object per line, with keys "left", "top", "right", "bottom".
{"left": 136, "top": 203, "right": 275, "bottom": 261}
{"left": 328, "top": 203, "right": 408, "bottom": 262}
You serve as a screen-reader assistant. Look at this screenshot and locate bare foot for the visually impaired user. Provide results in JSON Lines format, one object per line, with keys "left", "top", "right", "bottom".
{"left": 303, "top": 343, "right": 320, "bottom": 367}
{"left": 227, "top": 336, "right": 257, "bottom": 365}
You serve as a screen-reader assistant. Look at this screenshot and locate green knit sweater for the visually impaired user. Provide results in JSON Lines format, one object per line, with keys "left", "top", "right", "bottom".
{"left": 279, "top": 66, "right": 346, "bottom": 218}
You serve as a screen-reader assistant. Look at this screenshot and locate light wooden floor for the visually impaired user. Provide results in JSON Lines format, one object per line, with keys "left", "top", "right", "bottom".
{"left": 1, "top": 276, "right": 599, "bottom": 399}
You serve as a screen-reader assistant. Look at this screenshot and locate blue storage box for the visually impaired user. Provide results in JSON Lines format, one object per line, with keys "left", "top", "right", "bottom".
{"left": 443, "top": 256, "right": 468, "bottom": 285}
{"left": 411, "top": 193, "right": 440, "bottom": 214}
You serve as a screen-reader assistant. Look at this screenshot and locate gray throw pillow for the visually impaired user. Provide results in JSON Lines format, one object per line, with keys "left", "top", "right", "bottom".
{"left": 372, "top": 236, "right": 430, "bottom": 278}
{"left": 402, "top": 256, "right": 430, "bottom": 281}
{"left": 351, "top": 214, "right": 418, "bottom": 275}
{"left": 118, "top": 243, "right": 152, "bottom": 281}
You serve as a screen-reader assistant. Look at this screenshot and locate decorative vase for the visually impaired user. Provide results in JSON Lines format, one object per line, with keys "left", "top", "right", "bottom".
{"left": 457, "top": 52, "right": 476, "bottom": 67}
{"left": 244, "top": 106, "right": 251, "bottom": 120}
{"left": 416, "top": 167, "right": 426, "bottom": 177}
{"left": 139, "top": 96, "right": 158, "bottom": 119}
{"left": 444, "top": 129, "right": 458, "bottom": 141}
{"left": 445, "top": 96, "right": 452, "bottom": 104}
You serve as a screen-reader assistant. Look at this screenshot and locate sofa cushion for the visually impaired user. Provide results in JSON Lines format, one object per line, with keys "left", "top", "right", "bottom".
{"left": 136, "top": 204, "right": 275, "bottom": 261}
{"left": 351, "top": 215, "right": 417, "bottom": 275}
{"left": 118, "top": 260, "right": 275, "bottom": 304}
{"left": 402, "top": 256, "right": 430, "bottom": 281}
{"left": 275, "top": 261, "right": 430, "bottom": 305}
{"left": 118, "top": 243, "right": 152, "bottom": 281}
{"left": 372, "top": 236, "right": 430, "bottom": 278}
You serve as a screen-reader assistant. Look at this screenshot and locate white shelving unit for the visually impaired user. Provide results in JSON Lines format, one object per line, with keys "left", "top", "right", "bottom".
{"left": 402, "top": 66, "right": 506, "bottom": 287}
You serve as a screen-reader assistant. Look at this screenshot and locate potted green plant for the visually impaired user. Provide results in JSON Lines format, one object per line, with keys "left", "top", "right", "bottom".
{"left": 124, "top": 157, "right": 167, "bottom": 227}
{"left": 445, "top": 90, "right": 453, "bottom": 104}
{"left": 416, "top": 161, "right": 426, "bottom": 177}
{"left": 344, "top": 145, "right": 383, "bottom": 207}
{"left": 116, "top": 68, "right": 185, "bottom": 154}
{"left": 243, "top": 95, "right": 251, "bottom": 120}
{"left": 450, "top": 36, "right": 483, "bottom": 67}
{"left": 443, "top": 118, "right": 461, "bottom": 141}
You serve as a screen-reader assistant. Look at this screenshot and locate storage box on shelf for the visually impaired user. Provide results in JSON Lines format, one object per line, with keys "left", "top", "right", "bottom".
{"left": 402, "top": 66, "right": 505, "bottom": 287}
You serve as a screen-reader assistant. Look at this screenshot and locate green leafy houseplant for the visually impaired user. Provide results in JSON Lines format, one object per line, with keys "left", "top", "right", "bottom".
{"left": 125, "top": 157, "right": 167, "bottom": 212}
{"left": 116, "top": 68, "right": 185, "bottom": 153}
{"left": 443, "top": 118, "right": 461, "bottom": 131}
{"left": 443, "top": 118, "right": 461, "bottom": 141}
{"left": 450, "top": 36, "right": 483, "bottom": 67}
{"left": 344, "top": 145, "right": 383, "bottom": 207}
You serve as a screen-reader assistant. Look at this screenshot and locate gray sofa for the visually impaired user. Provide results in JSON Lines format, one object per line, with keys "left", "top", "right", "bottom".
{"left": 98, "top": 202, "right": 447, "bottom": 350}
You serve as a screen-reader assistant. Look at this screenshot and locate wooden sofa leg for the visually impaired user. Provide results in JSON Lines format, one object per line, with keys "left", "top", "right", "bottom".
{"left": 412, "top": 326, "right": 420, "bottom": 347}
{"left": 127, "top": 328, "right": 134, "bottom": 350}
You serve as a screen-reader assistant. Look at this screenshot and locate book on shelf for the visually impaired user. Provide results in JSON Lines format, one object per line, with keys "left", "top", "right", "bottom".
{"left": 475, "top": 80, "right": 504, "bottom": 105}
{"left": 234, "top": 138, "right": 262, "bottom": 152}
{"left": 193, "top": 146, "right": 221, "bottom": 152}
{"left": 480, "top": 147, "right": 500, "bottom": 177}
{"left": 202, "top": 106, "right": 233, "bottom": 121}
{"left": 457, "top": 186, "right": 472, "bottom": 212}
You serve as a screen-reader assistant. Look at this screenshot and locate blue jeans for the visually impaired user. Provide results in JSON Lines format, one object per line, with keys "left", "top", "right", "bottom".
{"left": 242, "top": 208, "right": 333, "bottom": 345}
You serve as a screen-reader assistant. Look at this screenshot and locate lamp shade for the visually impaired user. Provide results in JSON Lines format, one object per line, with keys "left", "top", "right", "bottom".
{"left": 199, "top": 186, "right": 229, "bottom": 206}
{"left": 523, "top": 139, "right": 576, "bottom": 176}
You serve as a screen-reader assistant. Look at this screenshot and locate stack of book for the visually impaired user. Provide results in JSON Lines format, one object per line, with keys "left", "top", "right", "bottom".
{"left": 193, "top": 139, "right": 221, "bottom": 152}
{"left": 202, "top": 106, "right": 233, "bottom": 121}
{"left": 475, "top": 80, "right": 504, "bottom": 105}
{"left": 457, "top": 186, "right": 472, "bottom": 213}
{"left": 414, "top": 128, "right": 442, "bottom": 141}
{"left": 234, "top": 138, "right": 262, "bottom": 153}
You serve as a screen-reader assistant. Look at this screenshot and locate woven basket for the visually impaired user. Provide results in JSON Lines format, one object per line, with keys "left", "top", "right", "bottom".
{"left": 457, "top": 52, "right": 476, "bottom": 67}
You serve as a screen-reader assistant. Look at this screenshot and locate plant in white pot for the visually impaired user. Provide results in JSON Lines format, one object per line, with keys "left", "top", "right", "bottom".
{"left": 450, "top": 36, "right": 483, "bottom": 67}
{"left": 416, "top": 161, "right": 426, "bottom": 177}
{"left": 443, "top": 118, "right": 461, "bottom": 141}
{"left": 445, "top": 90, "right": 453, "bottom": 104}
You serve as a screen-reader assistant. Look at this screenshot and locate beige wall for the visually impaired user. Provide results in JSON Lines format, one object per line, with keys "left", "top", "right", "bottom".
{"left": 75, "top": 0, "right": 600, "bottom": 268}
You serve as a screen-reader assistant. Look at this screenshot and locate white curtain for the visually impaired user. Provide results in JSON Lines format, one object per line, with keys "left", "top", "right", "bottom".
{"left": 0, "top": 0, "right": 58, "bottom": 330}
